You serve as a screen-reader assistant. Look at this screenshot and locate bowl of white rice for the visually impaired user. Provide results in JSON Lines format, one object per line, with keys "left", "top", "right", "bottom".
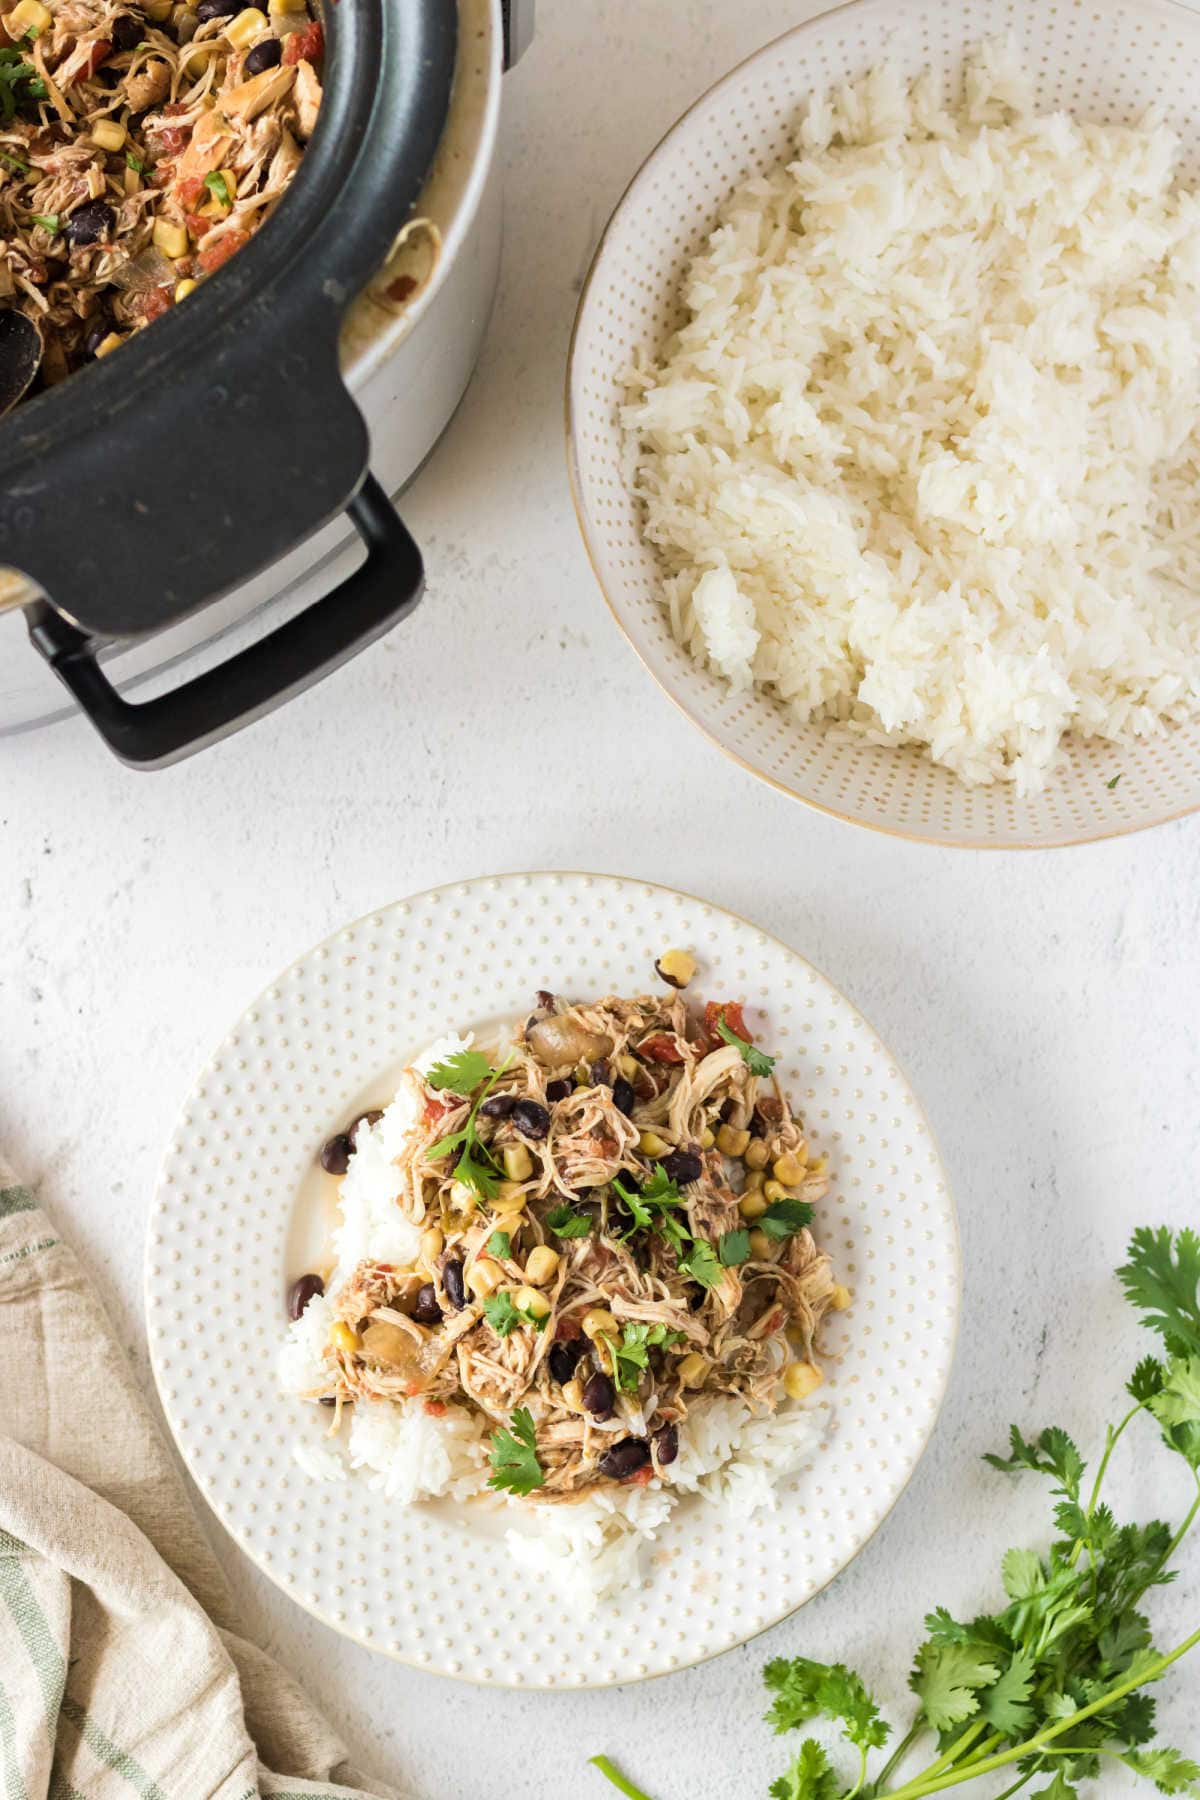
{"left": 567, "top": 0, "right": 1200, "bottom": 847}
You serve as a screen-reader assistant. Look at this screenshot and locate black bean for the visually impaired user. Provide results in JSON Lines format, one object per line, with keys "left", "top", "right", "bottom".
{"left": 196, "top": 0, "right": 240, "bottom": 16}
{"left": 319, "top": 1132, "right": 353, "bottom": 1175}
{"left": 412, "top": 1282, "right": 443, "bottom": 1324}
{"left": 347, "top": 1108, "right": 383, "bottom": 1143}
{"left": 662, "top": 1147, "right": 702, "bottom": 1186}
{"left": 653, "top": 1422, "right": 679, "bottom": 1465}
{"left": 511, "top": 1098, "right": 550, "bottom": 1140}
{"left": 598, "top": 1437, "right": 651, "bottom": 1480}
{"left": 318, "top": 1394, "right": 339, "bottom": 1406}
{"left": 242, "top": 34, "right": 282, "bottom": 73}
{"left": 590, "top": 1059, "right": 611, "bottom": 1088}
{"left": 83, "top": 317, "right": 111, "bottom": 359}
{"left": 535, "top": 990, "right": 556, "bottom": 1012}
{"left": 545, "top": 1078, "right": 572, "bottom": 1103}
{"left": 111, "top": 13, "right": 142, "bottom": 50}
{"left": 479, "top": 1093, "right": 517, "bottom": 1119}
{"left": 548, "top": 1337, "right": 584, "bottom": 1384}
{"left": 287, "top": 1273, "right": 324, "bottom": 1320}
{"left": 612, "top": 1077, "right": 636, "bottom": 1117}
{"left": 63, "top": 200, "right": 115, "bottom": 247}
{"left": 442, "top": 1258, "right": 466, "bottom": 1311}
{"left": 581, "top": 1370, "right": 615, "bottom": 1419}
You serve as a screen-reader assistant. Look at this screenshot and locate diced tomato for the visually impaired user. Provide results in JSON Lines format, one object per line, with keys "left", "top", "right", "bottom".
{"left": 184, "top": 210, "right": 209, "bottom": 239}
{"left": 156, "top": 126, "right": 188, "bottom": 154}
{"left": 421, "top": 1091, "right": 458, "bottom": 1128}
{"left": 625, "top": 1463, "right": 655, "bottom": 1486}
{"left": 136, "top": 285, "right": 173, "bottom": 323}
{"left": 198, "top": 229, "right": 249, "bottom": 274}
{"left": 554, "top": 1314, "right": 583, "bottom": 1342}
{"left": 638, "top": 1033, "right": 685, "bottom": 1065}
{"left": 73, "top": 38, "right": 111, "bottom": 80}
{"left": 176, "top": 174, "right": 205, "bottom": 209}
{"left": 162, "top": 101, "right": 188, "bottom": 115}
{"left": 423, "top": 1399, "right": 447, "bottom": 1418}
{"left": 703, "top": 1000, "right": 750, "bottom": 1048}
{"left": 282, "top": 18, "right": 323, "bottom": 65}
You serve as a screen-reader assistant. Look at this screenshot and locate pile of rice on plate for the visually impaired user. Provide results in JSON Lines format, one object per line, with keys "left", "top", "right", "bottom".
{"left": 279, "top": 983, "right": 838, "bottom": 1609}
{"left": 624, "top": 40, "right": 1200, "bottom": 791}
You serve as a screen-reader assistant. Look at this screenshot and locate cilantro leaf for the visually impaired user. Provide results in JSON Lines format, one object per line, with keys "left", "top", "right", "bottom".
{"left": 764, "top": 1657, "right": 890, "bottom": 1752}
{"left": 1129, "top": 1356, "right": 1168, "bottom": 1404}
{"left": 1149, "top": 1357, "right": 1200, "bottom": 1433}
{"left": 678, "top": 1237, "right": 722, "bottom": 1289}
{"left": 450, "top": 1142, "right": 500, "bottom": 1201}
{"left": 719, "top": 1228, "right": 751, "bottom": 1266}
{"left": 610, "top": 1322, "right": 687, "bottom": 1392}
{"left": 909, "top": 1642, "right": 1000, "bottom": 1731}
{"left": 1119, "top": 1227, "right": 1200, "bottom": 1359}
{"left": 546, "top": 1203, "right": 592, "bottom": 1239}
{"left": 768, "top": 1739, "right": 842, "bottom": 1800}
{"left": 203, "top": 169, "right": 231, "bottom": 207}
{"left": 760, "top": 1198, "right": 815, "bottom": 1241}
{"left": 1001, "top": 1548, "right": 1044, "bottom": 1602}
{"left": 426, "top": 1047, "right": 494, "bottom": 1095}
{"left": 125, "top": 150, "right": 146, "bottom": 173}
{"left": 613, "top": 1167, "right": 685, "bottom": 1238}
{"left": 484, "top": 1290, "right": 523, "bottom": 1337}
{"left": 716, "top": 1015, "right": 777, "bottom": 1078}
{"left": 487, "top": 1230, "right": 511, "bottom": 1259}
{"left": 1030, "top": 1775, "right": 1079, "bottom": 1800}
{"left": 1125, "top": 1749, "right": 1200, "bottom": 1794}
{"left": 487, "top": 1406, "right": 544, "bottom": 1495}
{"left": 980, "top": 1650, "right": 1035, "bottom": 1735}
{"left": 30, "top": 211, "right": 58, "bottom": 232}
{"left": 1106, "top": 773, "right": 1122, "bottom": 790}
{"left": 983, "top": 1425, "right": 1085, "bottom": 1499}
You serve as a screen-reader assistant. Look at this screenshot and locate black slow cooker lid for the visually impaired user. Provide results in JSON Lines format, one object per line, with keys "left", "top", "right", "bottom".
{"left": 0, "top": 0, "right": 456, "bottom": 642}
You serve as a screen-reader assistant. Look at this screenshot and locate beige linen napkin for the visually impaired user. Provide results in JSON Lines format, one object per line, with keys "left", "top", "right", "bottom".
{"left": 0, "top": 1158, "right": 397, "bottom": 1800}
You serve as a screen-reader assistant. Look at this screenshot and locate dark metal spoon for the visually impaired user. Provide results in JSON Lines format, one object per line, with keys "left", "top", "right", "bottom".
{"left": 0, "top": 309, "right": 43, "bottom": 415}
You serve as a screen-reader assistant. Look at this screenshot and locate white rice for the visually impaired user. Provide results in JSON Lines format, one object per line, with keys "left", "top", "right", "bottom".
{"left": 278, "top": 1032, "right": 831, "bottom": 1606}
{"left": 624, "top": 41, "right": 1200, "bottom": 790}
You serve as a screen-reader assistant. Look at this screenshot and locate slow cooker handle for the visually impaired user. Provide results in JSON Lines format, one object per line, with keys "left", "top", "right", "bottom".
{"left": 26, "top": 476, "right": 421, "bottom": 770}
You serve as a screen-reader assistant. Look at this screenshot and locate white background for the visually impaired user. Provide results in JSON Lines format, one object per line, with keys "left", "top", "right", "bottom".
{"left": 2, "top": 3, "right": 1198, "bottom": 1797}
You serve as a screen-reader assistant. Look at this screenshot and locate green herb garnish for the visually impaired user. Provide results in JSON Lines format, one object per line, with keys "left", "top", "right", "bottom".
{"left": 125, "top": 149, "right": 146, "bottom": 172}
{"left": 0, "top": 51, "right": 39, "bottom": 125}
{"left": 678, "top": 1236, "right": 723, "bottom": 1289}
{"left": 608, "top": 1322, "right": 687, "bottom": 1392}
{"left": 0, "top": 150, "right": 30, "bottom": 174}
{"left": 718, "top": 1228, "right": 751, "bottom": 1266}
{"left": 484, "top": 1288, "right": 547, "bottom": 1338}
{"left": 1106, "top": 774, "right": 1123, "bottom": 791}
{"left": 426, "top": 1052, "right": 513, "bottom": 1201}
{"left": 590, "top": 1225, "right": 1200, "bottom": 1800}
{"left": 486, "top": 1230, "right": 511, "bottom": 1259}
{"left": 613, "top": 1166, "right": 685, "bottom": 1234}
{"left": 425, "top": 1047, "right": 494, "bottom": 1095}
{"left": 716, "top": 1015, "right": 777, "bottom": 1078}
{"left": 546, "top": 1202, "right": 592, "bottom": 1239}
{"left": 30, "top": 211, "right": 58, "bottom": 232}
{"left": 203, "top": 169, "right": 231, "bottom": 207}
{"left": 759, "top": 1198, "right": 814, "bottom": 1241}
{"left": 487, "top": 1406, "right": 544, "bottom": 1496}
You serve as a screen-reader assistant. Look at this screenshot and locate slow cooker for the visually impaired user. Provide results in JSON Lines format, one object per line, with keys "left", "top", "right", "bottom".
{"left": 0, "top": 0, "right": 531, "bottom": 765}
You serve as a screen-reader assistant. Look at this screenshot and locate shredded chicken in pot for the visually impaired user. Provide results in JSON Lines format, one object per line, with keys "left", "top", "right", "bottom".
{"left": 307, "top": 970, "right": 846, "bottom": 1502}
{"left": 0, "top": 0, "right": 322, "bottom": 390}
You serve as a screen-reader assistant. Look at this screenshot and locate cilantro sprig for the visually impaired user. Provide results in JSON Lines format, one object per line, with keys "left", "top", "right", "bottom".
{"left": 591, "top": 1225, "right": 1200, "bottom": 1800}
{"left": 606, "top": 1322, "right": 687, "bottom": 1392}
{"left": 613, "top": 1165, "right": 725, "bottom": 1287}
{"left": 547, "top": 1202, "right": 592, "bottom": 1239}
{"left": 425, "top": 1051, "right": 513, "bottom": 1200}
{"left": 484, "top": 1289, "right": 548, "bottom": 1338}
{"left": 487, "top": 1406, "right": 544, "bottom": 1495}
{"left": 716, "top": 1014, "right": 777, "bottom": 1079}
{"left": 425, "top": 1047, "right": 494, "bottom": 1095}
{"left": 0, "top": 47, "right": 43, "bottom": 123}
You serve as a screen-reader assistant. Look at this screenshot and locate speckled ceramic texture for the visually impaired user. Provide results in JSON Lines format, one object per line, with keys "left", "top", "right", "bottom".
{"left": 567, "top": 0, "right": 1200, "bottom": 849}
{"left": 146, "top": 873, "right": 959, "bottom": 1687}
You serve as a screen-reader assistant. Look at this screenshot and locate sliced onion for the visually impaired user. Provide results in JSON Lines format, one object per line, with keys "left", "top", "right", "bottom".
{"left": 108, "top": 245, "right": 176, "bottom": 293}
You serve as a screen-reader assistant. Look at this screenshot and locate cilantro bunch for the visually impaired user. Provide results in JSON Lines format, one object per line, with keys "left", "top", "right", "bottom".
{"left": 592, "top": 1226, "right": 1200, "bottom": 1800}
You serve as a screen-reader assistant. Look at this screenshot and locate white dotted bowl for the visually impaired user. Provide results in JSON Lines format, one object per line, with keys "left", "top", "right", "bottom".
{"left": 146, "top": 873, "right": 959, "bottom": 1686}
{"left": 566, "top": 0, "right": 1200, "bottom": 848}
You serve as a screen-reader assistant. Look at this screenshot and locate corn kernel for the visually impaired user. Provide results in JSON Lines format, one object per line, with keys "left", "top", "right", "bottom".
{"left": 716, "top": 1124, "right": 750, "bottom": 1158}
{"left": 738, "top": 1189, "right": 768, "bottom": 1221}
{"left": 329, "top": 1321, "right": 358, "bottom": 1355}
{"left": 502, "top": 1142, "right": 533, "bottom": 1182}
{"left": 467, "top": 1257, "right": 504, "bottom": 1300}
{"left": 143, "top": 0, "right": 173, "bottom": 16}
{"left": 744, "top": 1138, "right": 770, "bottom": 1171}
{"left": 94, "top": 331, "right": 124, "bottom": 358}
{"left": 748, "top": 1229, "right": 773, "bottom": 1259}
{"left": 616, "top": 1053, "right": 639, "bottom": 1081}
{"left": 562, "top": 1377, "right": 584, "bottom": 1412}
{"left": 269, "top": 0, "right": 307, "bottom": 11}
{"left": 783, "top": 1360, "right": 824, "bottom": 1400}
{"left": 763, "top": 1179, "right": 790, "bottom": 1203}
{"left": 492, "top": 1182, "right": 527, "bottom": 1216}
{"left": 225, "top": 4, "right": 267, "bottom": 47}
{"left": 420, "top": 1227, "right": 444, "bottom": 1265}
{"left": 179, "top": 39, "right": 215, "bottom": 73}
{"left": 654, "top": 947, "right": 697, "bottom": 989}
{"left": 91, "top": 118, "right": 127, "bottom": 152}
{"left": 638, "top": 1130, "right": 670, "bottom": 1158}
{"left": 523, "top": 1245, "right": 560, "bottom": 1287}
{"left": 581, "top": 1307, "right": 617, "bottom": 1341}
{"left": 677, "top": 1351, "right": 710, "bottom": 1388}
{"left": 773, "top": 1152, "right": 807, "bottom": 1187}
{"left": 6, "top": 0, "right": 51, "bottom": 35}
{"left": 514, "top": 1285, "right": 551, "bottom": 1320}
{"left": 830, "top": 1283, "right": 852, "bottom": 1312}
{"left": 152, "top": 219, "right": 189, "bottom": 260}
{"left": 699, "top": 1127, "right": 715, "bottom": 1150}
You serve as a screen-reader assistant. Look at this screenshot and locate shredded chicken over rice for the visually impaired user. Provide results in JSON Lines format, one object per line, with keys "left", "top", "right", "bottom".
{"left": 306, "top": 973, "right": 844, "bottom": 1502}
{"left": 0, "top": 0, "right": 321, "bottom": 390}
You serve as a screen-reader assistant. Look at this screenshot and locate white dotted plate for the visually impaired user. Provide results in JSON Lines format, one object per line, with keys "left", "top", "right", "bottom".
{"left": 146, "top": 873, "right": 959, "bottom": 1686}
{"left": 567, "top": 0, "right": 1200, "bottom": 847}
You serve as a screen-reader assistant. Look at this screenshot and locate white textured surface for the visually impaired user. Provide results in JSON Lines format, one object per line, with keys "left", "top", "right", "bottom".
{"left": 0, "top": 1, "right": 1196, "bottom": 1794}
{"left": 148, "top": 873, "right": 958, "bottom": 1685}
